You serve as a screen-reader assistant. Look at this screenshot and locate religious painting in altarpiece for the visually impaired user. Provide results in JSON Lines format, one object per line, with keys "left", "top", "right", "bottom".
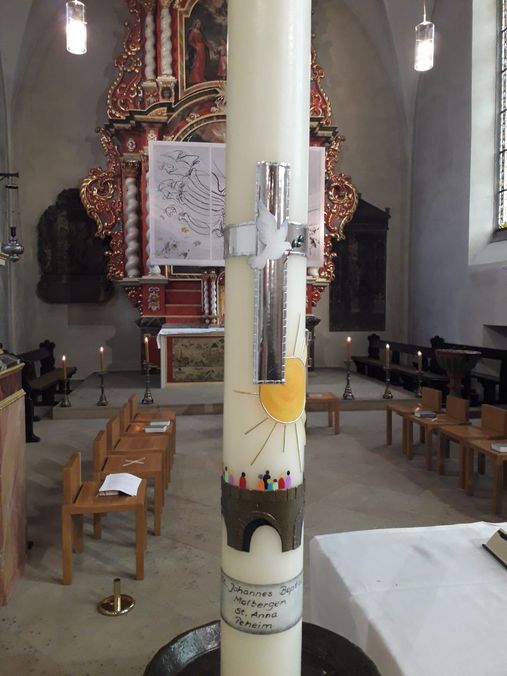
{"left": 80, "top": 0, "right": 358, "bottom": 326}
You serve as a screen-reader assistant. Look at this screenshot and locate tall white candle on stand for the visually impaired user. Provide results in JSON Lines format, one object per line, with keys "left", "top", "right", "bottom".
{"left": 222, "top": 1, "right": 311, "bottom": 675}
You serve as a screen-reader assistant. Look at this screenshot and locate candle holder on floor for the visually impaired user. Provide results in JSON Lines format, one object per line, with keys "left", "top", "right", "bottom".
{"left": 96, "top": 370, "right": 109, "bottom": 406}
{"left": 342, "top": 359, "right": 355, "bottom": 400}
{"left": 141, "top": 361, "right": 154, "bottom": 405}
{"left": 61, "top": 378, "right": 72, "bottom": 408}
{"left": 415, "top": 371, "right": 423, "bottom": 398}
{"left": 382, "top": 367, "right": 393, "bottom": 400}
{"left": 98, "top": 578, "right": 135, "bottom": 616}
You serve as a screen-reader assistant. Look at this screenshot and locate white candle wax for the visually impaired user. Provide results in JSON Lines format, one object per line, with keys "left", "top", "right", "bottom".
{"left": 222, "top": 0, "right": 311, "bottom": 674}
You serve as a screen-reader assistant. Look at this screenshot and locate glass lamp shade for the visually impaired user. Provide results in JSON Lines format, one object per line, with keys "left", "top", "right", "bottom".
{"left": 414, "top": 20, "right": 434, "bottom": 71}
{"left": 66, "top": 1, "right": 87, "bottom": 55}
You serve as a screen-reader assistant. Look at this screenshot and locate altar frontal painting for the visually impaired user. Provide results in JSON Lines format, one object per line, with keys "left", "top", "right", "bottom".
{"left": 149, "top": 140, "right": 325, "bottom": 268}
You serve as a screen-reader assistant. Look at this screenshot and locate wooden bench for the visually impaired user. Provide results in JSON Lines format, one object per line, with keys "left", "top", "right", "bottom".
{"left": 353, "top": 334, "right": 448, "bottom": 395}
{"left": 19, "top": 340, "right": 77, "bottom": 406}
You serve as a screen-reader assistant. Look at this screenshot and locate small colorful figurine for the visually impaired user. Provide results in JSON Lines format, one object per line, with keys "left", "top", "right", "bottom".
{"left": 239, "top": 472, "right": 247, "bottom": 489}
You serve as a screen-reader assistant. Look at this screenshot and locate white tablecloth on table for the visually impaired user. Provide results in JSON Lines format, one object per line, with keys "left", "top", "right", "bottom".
{"left": 310, "top": 522, "right": 507, "bottom": 676}
{"left": 156, "top": 326, "right": 224, "bottom": 348}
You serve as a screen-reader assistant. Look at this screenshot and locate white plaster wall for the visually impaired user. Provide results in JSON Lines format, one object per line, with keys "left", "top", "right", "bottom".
{"left": 410, "top": 0, "right": 507, "bottom": 349}
{"left": 8, "top": 0, "right": 140, "bottom": 376}
{"left": 312, "top": 0, "right": 410, "bottom": 366}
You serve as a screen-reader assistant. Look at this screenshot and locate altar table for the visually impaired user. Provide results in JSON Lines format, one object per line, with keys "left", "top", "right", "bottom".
{"left": 310, "top": 522, "right": 507, "bottom": 676}
{"left": 157, "top": 327, "right": 225, "bottom": 386}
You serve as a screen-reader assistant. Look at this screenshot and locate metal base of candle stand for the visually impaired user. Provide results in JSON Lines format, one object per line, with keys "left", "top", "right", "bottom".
{"left": 415, "top": 372, "right": 423, "bottom": 398}
{"left": 60, "top": 379, "right": 72, "bottom": 408}
{"left": 96, "top": 371, "right": 109, "bottom": 406}
{"left": 382, "top": 368, "right": 393, "bottom": 400}
{"left": 144, "top": 621, "right": 380, "bottom": 675}
{"left": 98, "top": 578, "right": 135, "bottom": 616}
{"left": 342, "top": 359, "right": 355, "bottom": 400}
{"left": 141, "top": 362, "right": 154, "bottom": 405}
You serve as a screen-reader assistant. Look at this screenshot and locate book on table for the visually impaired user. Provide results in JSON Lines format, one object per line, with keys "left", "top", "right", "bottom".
{"left": 97, "top": 473, "right": 142, "bottom": 497}
{"left": 491, "top": 442, "right": 507, "bottom": 453}
{"left": 414, "top": 410, "right": 437, "bottom": 419}
{"left": 144, "top": 423, "right": 169, "bottom": 433}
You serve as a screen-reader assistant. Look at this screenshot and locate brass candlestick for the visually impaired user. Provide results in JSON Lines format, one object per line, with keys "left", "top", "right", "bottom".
{"left": 382, "top": 367, "right": 393, "bottom": 400}
{"left": 342, "top": 359, "right": 355, "bottom": 400}
{"left": 415, "top": 371, "right": 423, "bottom": 398}
{"left": 98, "top": 578, "right": 135, "bottom": 616}
{"left": 61, "top": 378, "right": 72, "bottom": 408}
{"left": 141, "top": 361, "right": 154, "bottom": 405}
{"left": 96, "top": 370, "right": 108, "bottom": 406}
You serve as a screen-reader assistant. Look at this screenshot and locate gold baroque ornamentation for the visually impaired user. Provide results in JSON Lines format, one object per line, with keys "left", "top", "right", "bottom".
{"left": 310, "top": 46, "right": 332, "bottom": 125}
{"left": 123, "top": 159, "right": 140, "bottom": 178}
{"left": 124, "top": 285, "right": 143, "bottom": 313}
{"left": 80, "top": 128, "right": 124, "bottom": 280}
{"left": 107, "top": 0, "right": 143, "bottom": 119}
{"left": 160, "top": 0, "right": 172, "bottom": 7}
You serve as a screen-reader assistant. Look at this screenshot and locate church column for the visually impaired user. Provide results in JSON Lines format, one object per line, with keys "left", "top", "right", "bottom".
{"left": 143, "top": 0, "right": 156, "bottom": 81}
{"left": 123, "top": 160, "right": 141, "bottom": 279}
{"left": 143, "top": 152, "right": 161, "bottom": 276}
{"left": 159, "top": 0, "right": 173, "bottom": 77}
{"left": 221, "top": 1, "right": 311, "bottom": 675}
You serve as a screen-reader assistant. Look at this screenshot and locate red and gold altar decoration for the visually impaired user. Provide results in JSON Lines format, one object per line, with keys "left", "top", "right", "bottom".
{"left": 80, "top": 0, "right": 357, "bottom": 344}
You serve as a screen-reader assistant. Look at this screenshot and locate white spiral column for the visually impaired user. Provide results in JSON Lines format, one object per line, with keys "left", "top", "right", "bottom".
{"left": 123, "top": 162, "right": 141, "bottom": 278}
{"left": 210, "top": 271, "right": 218, "bottom": 323}
{"left": 203, "top": 275, "right": 210, "bottom": 318}
{"left": 144, "top": 1, "right": 156, "bottom": 81}
{"left": 145, "top": 164, "right": 161, "bottom": 276}
{"left": 160, "top": 0, "right": 173, "bottom": 76}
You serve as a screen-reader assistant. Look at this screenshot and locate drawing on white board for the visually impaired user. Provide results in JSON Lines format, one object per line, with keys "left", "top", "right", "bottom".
{"left": 149, "top": 141, "right": 325, "bottom": 267}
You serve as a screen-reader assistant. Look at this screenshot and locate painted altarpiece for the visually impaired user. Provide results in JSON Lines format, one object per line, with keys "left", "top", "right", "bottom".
{"left": 80, "top": 0, "right": 357, "bottom": 374}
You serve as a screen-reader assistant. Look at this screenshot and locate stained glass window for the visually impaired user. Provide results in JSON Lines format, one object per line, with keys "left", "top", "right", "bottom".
{"left": 497, "top": 0, "right": 507, "bottom": 229}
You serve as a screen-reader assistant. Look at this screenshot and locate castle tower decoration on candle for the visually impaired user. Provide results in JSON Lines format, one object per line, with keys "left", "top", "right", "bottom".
{"left": 221, "top": 0, "right": 310, "bottom": 673}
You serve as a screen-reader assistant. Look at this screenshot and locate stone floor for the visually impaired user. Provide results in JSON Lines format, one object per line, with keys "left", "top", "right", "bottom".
{"left": 52, "top": 368, "right": 414, "bottom": 419}
{"left": 0, "top": 409, "right": 503, "bottom": 675}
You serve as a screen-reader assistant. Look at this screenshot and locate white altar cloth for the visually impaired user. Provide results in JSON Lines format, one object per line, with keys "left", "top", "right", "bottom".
{"left": 156, "top": 326, "right": 225, "bottom": 348}
{"left": 310, "top": 522, "right": 507, "bottom": 676}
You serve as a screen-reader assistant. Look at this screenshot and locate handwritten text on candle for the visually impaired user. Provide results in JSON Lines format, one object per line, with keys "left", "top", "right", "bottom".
{"left": 221, "top": 571, "right": 303, "bottom": 635}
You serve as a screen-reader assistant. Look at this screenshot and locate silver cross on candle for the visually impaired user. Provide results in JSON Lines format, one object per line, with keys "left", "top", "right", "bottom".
{"left": 225, "top": 161, "right": 307, "bottom": 384}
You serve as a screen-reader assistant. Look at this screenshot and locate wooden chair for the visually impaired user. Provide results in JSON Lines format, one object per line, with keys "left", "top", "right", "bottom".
{"left": 120, "top": 403, "right": 175, "bottom": 469}
{"left": 61, "top": 452, "right": 147, "bottom": 584}
{"left": 128, "top": 394, "right": 176, "bottom": 460}
{"left": 403, "top": 395, "right": 469, "bottom": 470}
{"left": 464, "top": 437, "right": 507, "bottom": 513}
{"left": 438, "top": 404, "right": 507, "bottom": 487}
{"left": 106, "top": 414, "right": 170, "bottom": 487}
{"left": 305, "top": 392, "right": 340, "bottom": 434}
{"left": 386, "top": 387, "right": 442, "bottom": 446}
{"left": 93, "top": 431, "right": 164, "bottom": 535}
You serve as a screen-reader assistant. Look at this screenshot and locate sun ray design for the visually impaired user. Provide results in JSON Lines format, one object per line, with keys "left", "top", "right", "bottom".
{"left": 294, "top": 421, "right": 303, "bottom": 472}
{"left": 244, "top": 311, "right": 307, "bottom": 475}
{"left": 244, "top": 417, "right": 269, "bottom": 435}
{"left": 250, "top": 422, "right": 278, "bottom": 466}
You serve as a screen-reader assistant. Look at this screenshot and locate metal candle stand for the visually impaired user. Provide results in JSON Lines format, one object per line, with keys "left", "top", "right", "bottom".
{"left": 342, "top": 359, "right": 355, "bottom": 400}
{"left": 98, "top": 578, "right": 135, "bottom": 616}
{"left": 96, "top": 370, "right": 109, "bottom": 406}
{"left": 415, "top": 371, "right": 423, "bottom": 398}
{"left": 61, "top": 378, "right": 72, "bottom": 408}
{"left": 141, "top": 361, "right": 154, "bottom": 405}
{"left": 382, "top": 367, "right": 393, "bottom": 400}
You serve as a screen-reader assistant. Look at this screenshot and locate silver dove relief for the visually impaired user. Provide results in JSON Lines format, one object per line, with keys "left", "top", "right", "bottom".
{"left": 248, "top": 200, "right": 292, "bottom": 270}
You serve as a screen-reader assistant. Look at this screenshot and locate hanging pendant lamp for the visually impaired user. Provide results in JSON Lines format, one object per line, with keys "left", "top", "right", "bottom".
{"left": 66, "top": 1, "right": 87, "bottom": 55}
{"left": 414, "top": 2, "right": 434, "bottom": 72}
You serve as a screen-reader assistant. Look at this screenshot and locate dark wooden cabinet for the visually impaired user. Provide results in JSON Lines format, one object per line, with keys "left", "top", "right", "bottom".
{"left": 329, "top": 198, "right": 389, "bottom": 332}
